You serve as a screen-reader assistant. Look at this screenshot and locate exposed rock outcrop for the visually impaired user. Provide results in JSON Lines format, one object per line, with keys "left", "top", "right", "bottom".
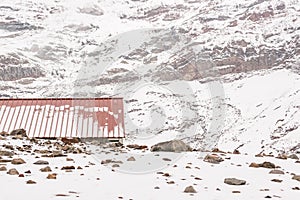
{"left": 151, "top": 140, "right": 192, "bottom": 152}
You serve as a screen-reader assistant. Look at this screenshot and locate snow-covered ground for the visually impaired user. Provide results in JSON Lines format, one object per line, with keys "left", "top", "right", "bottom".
{"left": 0, "top": 0, "right": 300, "bottom": 199}
{"left": 1, "top": 136, "right": 300, "bottom": 200}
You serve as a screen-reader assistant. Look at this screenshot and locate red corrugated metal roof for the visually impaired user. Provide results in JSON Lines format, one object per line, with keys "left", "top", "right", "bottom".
{"left": 0, "top": 98, "right": 125, "bottom": 138}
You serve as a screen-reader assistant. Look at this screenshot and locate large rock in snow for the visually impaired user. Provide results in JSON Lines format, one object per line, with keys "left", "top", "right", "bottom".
{"left": 10, "top": 129, "right": 27, "bottom": 137}
{"left": 150, "top": 140, "right": 192, "bottom": 152}
{"left": 224, "top": 178, "right": 246, "bottom": 185}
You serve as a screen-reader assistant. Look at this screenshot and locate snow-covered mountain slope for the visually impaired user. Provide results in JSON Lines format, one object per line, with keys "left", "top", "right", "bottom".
{"left": 0, "top": 0, "right": 299, "bottom": 152}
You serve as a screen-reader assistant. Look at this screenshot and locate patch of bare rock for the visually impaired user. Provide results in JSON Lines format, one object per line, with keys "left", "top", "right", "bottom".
{"left": 61, "top": 166, "right": 75, "bottom": 170}
{"left": 40, "top": 166, "right": 52, "bottom": 172}
{"left": 55, "top": 194, "right": 69, "bottom": 197}
{"left": 224, "top": 178, "right": 246, "bottom": 185}
{"left": 11, "top": 158, "right": 26, "bottom": 165}
{"left": 126, "top": 144, "right": 148, "bottom": 150}
{"left": 47, "top": 173, "right": 57, "bottom": 179}
{"left": 271, "top": 179, "right": 282, "bottom": 183}
{"left": 33, "top": 160, "right": 49, "bottom": 165}
{"left": 127, "top": 156, "right": 136, "bottom": 161}
{"left": 184, "top": 186, "right": 197, "bottom": 193}
{"left": 203, "top": 154, "right": 224, "bottom": 164}
{"left": 112, "top": 164, "right": 120, "bottom": 168}
{"left": 269, "top": 169, "right": 284, "bottom": 174}
{"left": 249, "top": 161, "right": 276, "bottom": 169}
{"left": 292, "top": 175, "right": 300, "bottom": 182}
{"left": 7, "top": 168, "right": 19, "bottom": 175}
{"left": 101, "top": 159, "right": 123, "bottom": 165}
{"left": 288, "top": 154, "right": 299, "bottom": 160}
{"left": 0, "top": 150, "right": 14, "bottom": 157}
{"left": 0, "top": 165, "right": 7, "bottom": 171}
{"left": 151, "top": 140, "right": 192, "bottom": 152}
{"left": 10, "top": 129, "right": 27, "bottom": 137}
{"left": 26, "top": 180, "right": 36, "bottom": 184}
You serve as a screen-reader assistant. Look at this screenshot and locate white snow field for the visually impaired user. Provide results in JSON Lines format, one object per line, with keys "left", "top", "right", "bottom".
{"left": 1, "top": 136, "right": 300, "bottom": 200}
{"left": 0, "top": 0, "right": 300, "bottom": 199}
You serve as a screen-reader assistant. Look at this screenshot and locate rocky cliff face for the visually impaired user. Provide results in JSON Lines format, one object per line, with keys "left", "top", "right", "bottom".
{"left": 0, "top": 0, "right": 299, "bottom": 92}
{"left": 0, "top": 54, "right": 44, "bottom": 81}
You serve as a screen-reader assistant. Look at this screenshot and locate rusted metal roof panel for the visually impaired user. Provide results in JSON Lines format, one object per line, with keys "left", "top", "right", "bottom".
{"left": 0, "top": 98, "right": 125, "bottom": 138}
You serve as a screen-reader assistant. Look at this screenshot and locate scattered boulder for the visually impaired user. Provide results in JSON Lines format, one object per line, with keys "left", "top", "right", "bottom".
{"left": 127, "top": 144, "right": 148, "bottom": 150}
{"left": 0, "top": 150, "right": 14, "bottom": 157}
{"left": 101, "top": 159, "right": 112, "bottom": 164}
{"left": 288, "top": 154, "right": 299, "bottom": 160}
{"left": 61, "top": 166, "right": 75, "bottom": 170}
{"left": 0, "top": 131, "right": 8, "bottom": 136}
{"left": 162, "top": 158, "right": 172, "bottom": 162}
{"left": 55, "top": 194, "right": 69, "bottom": 197}
{"left": 0, "top": 159, "right": 12, "bottom": 163}
{"left": 212, "top": 148, "right": 225, "bottom": 153}
{"left": 127, "top": 156, "right": 136, "bottom": 161}
{"left": 52, "top": 151, "right": 66, "bottom": 157}
{"left": 249, "top": 162, "right": 260, "bottom": 168}
{"left": 61, "top": 138, "right": 80, "bottom": 145}
{"left": 112, "top": 164, "right": 120, "bottom": 168}
{"left": 204, "top": 154, "right": 224, "bottom": 164}
{"left": 233, "top": 149, "right": 241, "bottom": 154}
{"left": 7, "top": 168, "right": 19, "bottom": 175}
{"left": 167, "top": 181, "right": 175, "bottom": 184}
{"left": 11, "top": 158, "right": 26, "bottom": 165}
{"left": 40, "top": 166, "right": 52, "bottom": 172}
{"left": 271, "top": 179, "right": 282, "bottom": 183}
{"left": 224, "top": 178, "right": 246, "bottom": 185}
{"left": 42, "top": 151, "right": 66, "bottom": 157}
{"left": 269, "top": 170, "right": 284, "bottom": 175}
{"left": 101, "top": 159, "right": 123, "bottom": 165}
{"left": 255, "top": 153, "right": 264, "bottom": 157}
{"left": 260, "top": 162, "right": 276, "bottom": 169}
{"left": 107, "top": 142, "right": 123, "bottom": 148}
{"left": 250, "top": 162, "right": 276, "bottom": 169}
{"left": 10, "top": 129, "right": 27, "bottom": 137}
{"left": 62, "top": 145, "right": 71, "bottom": 151}
{"left": 26, "top": 180, "right": 36, "bottom": 184}
{"left": 150, "top": 140, "right": 192, "bottom": 152}
{"left": 47, "top": 173, "right": 57, "bottom": 179}
{"left": 0, "top": 165, "right": 7, "bottom": 171}
{"left": 34, "top": 160, "right": 49, "bottom": 165}
{"left": 292, "top": 175, "right": 300, "bottom": 182}
{"left": 184, "top": 186, "right": 197, "bottom": 193}
{"left": 260, "top": 189, "right": 270, "bottom": 191}
{"left": 34, "top": 149, "right": 51, "bottom": 154}
{"left": 276, "top": 154, "right": 288, "bottom": 160}
{"left": 162, "top": 173, "right": 170, "bottom": 177}
{"left": 3, "top": 144, "right": 14, "bottom": 150}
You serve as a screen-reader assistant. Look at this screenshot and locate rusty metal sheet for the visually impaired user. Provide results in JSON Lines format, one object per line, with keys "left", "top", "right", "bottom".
{"left": 0, "top": 98, "right": 125, "bottom": 138}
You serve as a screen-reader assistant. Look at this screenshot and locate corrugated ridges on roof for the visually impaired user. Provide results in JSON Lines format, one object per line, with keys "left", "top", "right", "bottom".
{"left": 0, "top": 98, "right": 125, "bottom": 138}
